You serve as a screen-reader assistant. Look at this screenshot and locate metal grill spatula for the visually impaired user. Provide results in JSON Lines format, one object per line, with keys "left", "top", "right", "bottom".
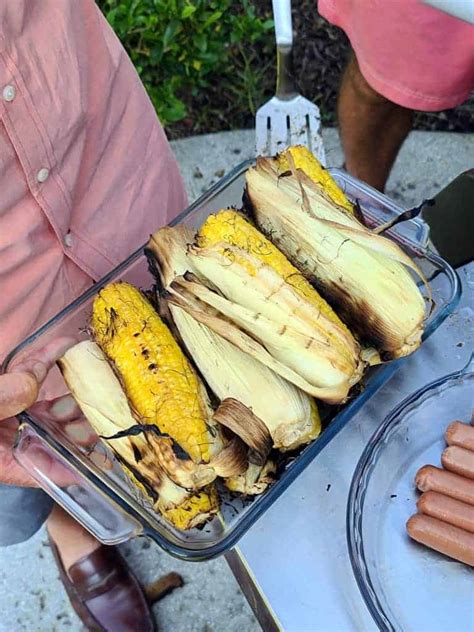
{"left": 256, "top": 0, "right": 326, "bottom": 162}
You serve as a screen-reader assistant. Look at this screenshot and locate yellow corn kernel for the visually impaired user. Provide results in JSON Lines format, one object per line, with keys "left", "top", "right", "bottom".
{"left": 162, "top": 485, "right": 219, "bottom": 530}
{"left": 277, "top": 145, "right": 354, "bottom": 213}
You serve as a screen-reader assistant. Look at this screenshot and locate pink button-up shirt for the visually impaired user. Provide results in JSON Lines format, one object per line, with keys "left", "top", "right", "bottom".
{"left": 0, "top": 1, "right": 187, "bottom": 362}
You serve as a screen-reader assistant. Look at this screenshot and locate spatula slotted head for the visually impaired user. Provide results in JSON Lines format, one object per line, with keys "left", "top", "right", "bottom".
{"left": 256, "top": 95, "right": 325, "bottom": 163}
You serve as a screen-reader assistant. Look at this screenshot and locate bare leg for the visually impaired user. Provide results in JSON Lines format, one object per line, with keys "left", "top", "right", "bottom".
{"left": 338, "top": 53, "right": 414, "bottom": 191}
{"left": 47, "top": 504, "right": 99, "bottom": 571}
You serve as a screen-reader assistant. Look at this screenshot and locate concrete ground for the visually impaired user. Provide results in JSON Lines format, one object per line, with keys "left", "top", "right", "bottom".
{"left": 0, "top": 128, "right": 472, "bottom": 632}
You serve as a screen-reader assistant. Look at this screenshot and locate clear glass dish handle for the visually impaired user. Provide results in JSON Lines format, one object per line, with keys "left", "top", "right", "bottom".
{"left": 14, "top": 423, "right": 143, "bottom": 545}
{"left": 329, "top": 168, "right": 432, "bottom": 250}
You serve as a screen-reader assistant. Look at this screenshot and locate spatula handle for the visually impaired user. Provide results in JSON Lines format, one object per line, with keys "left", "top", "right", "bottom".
{"left": 272, "top": 0, "right": 293, "bottom": 47}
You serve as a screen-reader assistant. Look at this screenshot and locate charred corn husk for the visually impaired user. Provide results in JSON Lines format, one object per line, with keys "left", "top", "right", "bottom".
{"left": 245, "top": 154, "right": 427, "bottom": 359}
{"left": 148, "top": 226, "right": 321, "bottom": 453}
{"left": 167, "top": 236, "right": 363, "bottom": 403}
{"left": 193, "top": 211, "right": 363, "bottom": 398}
{"left": 225, "top": 461, "right": 276, "bottom": 495}
{"left": 276, "top": 145, "right": 354, "bottom": 214}
{"left": 59, "top": 341, "right": 218, "bottom": 530}
{"left": 91, "top": 282, "right": 246, "bottom": 489}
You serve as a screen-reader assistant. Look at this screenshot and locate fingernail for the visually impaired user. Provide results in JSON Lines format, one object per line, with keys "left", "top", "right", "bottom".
{"left": 65, "top": 424, "right": 88, "bottom": 441}
{"left": 50, "top": 395, "right": 78, "bottom": 420}
{"left": 65, "top": 421, "right": 96, "bottom": 443}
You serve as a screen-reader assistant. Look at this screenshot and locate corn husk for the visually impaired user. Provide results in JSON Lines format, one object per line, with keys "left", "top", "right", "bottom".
{"left": 276, "top": 145, "right": 355, "bottom": 214}
{"left": 225, "top": 461, "right": 276, "bottom": 495}
{"left": 167, "top": 248, "right": 363, "bottom": 404}
{"left": 245, "top": 155, "right": 428, "bottom": 359}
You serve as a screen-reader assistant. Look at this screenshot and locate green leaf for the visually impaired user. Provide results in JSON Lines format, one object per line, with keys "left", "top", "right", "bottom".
{"left": 181, "top": 4, "right": 196, "bottom": 19}
{"left": 202, "top": 10, "right": 223, "bottom": 30}
{"left": 160, "top": 99, "right": 187, "bottom": 123}
{"left": 194, "top": 32, "right": 208, "bottom": 52}
{"left": 163, "top": 19, "right": 180, "bottom": 48}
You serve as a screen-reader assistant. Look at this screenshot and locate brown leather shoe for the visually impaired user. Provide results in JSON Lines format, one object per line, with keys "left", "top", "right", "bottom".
{"left": 49, "top": 537, "right": 155, "bottom": 632}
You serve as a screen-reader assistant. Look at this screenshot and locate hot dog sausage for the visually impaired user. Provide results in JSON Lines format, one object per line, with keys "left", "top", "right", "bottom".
{"left": 407, "top": 514, "right": 474, "bottom": 566}
{"left": 417, "top": 491, "right": 474, "bottom": 533}
{"left": 415, "top": 465, "right": 474, "bottom": 505}
{"left": 441, "top": 446, "right": 474, "bottom": 480}
{"left": 445, "top": 421, "right": 474, "bottom": 451}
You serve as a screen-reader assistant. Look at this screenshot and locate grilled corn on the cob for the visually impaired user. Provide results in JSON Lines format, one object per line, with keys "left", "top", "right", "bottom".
{"left": 148, "top": 226, "right": 321, "bottom": 453}
{"left": 59, "top": 341, "right": 218, "bottom": 530}
{"left": 167, "top": 238, "right": 363, "bottom": 403}
{"left": 56, "top": 143, "right": 431, "bottom": 526}
{"left": 245, "top": 154, "right": 427, "bottom": 359}
{"left": 91, "top": 282, "right": 246, "bottom": 489}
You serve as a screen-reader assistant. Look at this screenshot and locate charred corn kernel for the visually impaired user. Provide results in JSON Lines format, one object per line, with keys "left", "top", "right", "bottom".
{"left": 196, "top": 209, "right": 353, "bottom": 341}
{"left": 59, "top": 341, "right": 218, "bottom": 530}
{"left": 91, "top": 282, "right": 217, "bottom": 463}
{"left": 117, "top": 452, "right": 219, "bottom": 530}
{"left": 276, "top": 145, "right": 354, "bottom": 213}
{"left": 247, "top": 154, "right": 427, "bottom": 359}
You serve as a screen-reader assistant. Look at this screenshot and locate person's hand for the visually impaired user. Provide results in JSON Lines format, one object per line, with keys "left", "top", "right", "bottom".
{"left": 0, "top": 369, "right": 42, "bottom": 419}
{"left": 0, "top": 338, "right": 77, "bottom": 486}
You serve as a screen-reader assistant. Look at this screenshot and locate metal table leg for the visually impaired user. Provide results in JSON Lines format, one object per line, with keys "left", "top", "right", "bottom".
{"left": 226, "top": 549, "right": 282, "bottom": 632}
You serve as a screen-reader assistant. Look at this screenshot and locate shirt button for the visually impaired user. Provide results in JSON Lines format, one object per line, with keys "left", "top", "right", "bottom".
{"left": 64, "top": 232, "right": 74, "bottom": 248}
{"left": 2, "top": 84, "right": 16, "bottom": 102}
{"left": 36, "top": 168, "right": 50, "bottom": 183}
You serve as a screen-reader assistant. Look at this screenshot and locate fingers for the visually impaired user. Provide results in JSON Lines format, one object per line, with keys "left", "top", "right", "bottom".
{"left": 0, "top": 372, "right": 39, "bottom": 419}
{"left": 1, "top": 418, "right": 82, "bottom": 487}
{"left": 10, "top": 336, "right": 78, "bottom": 377}
{"left": 33, "top": 394, "right": 83, "bottom": 423}
{"left": 22, "top": 447, "right": 82, "bottom": 488}
{"left": 31, "top": 395, "right": 114, "bottom": 470}
{"left": 1, "top": 336, "right": 79, "bottom": 420}
{"left": 32, "top": 395, "right": 98, "bottom": 447}
{"left": 1, "top": 336, "right": 117, "bottom": 491}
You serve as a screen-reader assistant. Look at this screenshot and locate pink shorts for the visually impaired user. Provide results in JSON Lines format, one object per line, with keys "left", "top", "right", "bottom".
{"left": 318, "top": 0, "right": 474, "bottom": 111}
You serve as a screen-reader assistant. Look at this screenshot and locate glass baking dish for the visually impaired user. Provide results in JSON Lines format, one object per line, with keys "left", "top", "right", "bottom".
{"left": 347, "top": 355, "right": 474, "bottom": 631}
{"left": 2, "top": 161, "right": 461, "bottom": 561}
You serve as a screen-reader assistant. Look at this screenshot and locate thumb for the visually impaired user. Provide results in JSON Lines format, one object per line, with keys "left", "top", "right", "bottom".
{"left": 0, "top": 372, "right": 40, "bottom": 419}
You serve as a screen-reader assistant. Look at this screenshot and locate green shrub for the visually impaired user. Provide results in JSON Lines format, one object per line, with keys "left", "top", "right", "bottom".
{"left": 97, "top": 0, "right": 274, "bottom": 128}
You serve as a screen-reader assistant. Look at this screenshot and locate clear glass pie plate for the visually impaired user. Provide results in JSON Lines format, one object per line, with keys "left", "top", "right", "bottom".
{"left": 347, "top": 356, "right": 474, "bottom": 631}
